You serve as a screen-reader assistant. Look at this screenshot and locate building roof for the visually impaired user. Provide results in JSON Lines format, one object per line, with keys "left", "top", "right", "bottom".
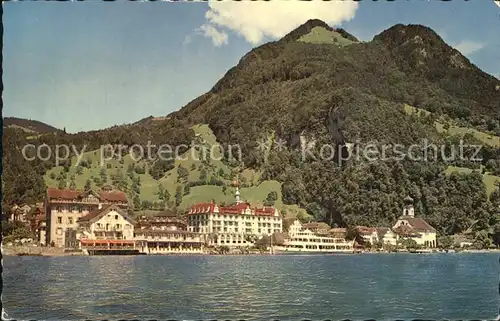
{"left": 303, "top": 222, "right": 330, "bottom": 230}
{"left": 134, "top": 209, "right": 177, "bottom": 218}
{"left": 399, "top": 217, "right": 436, "bottom": 232}
{"left": 393, "top": 225, "right": 419, "bottom": 237}
{"left": 404, "top": 195, "right": 414, "bottom": 204}
{"left": 329, "top": 228, "right": 347, "bottom": 235}
{"left": 188, "top": 202, "right": 277, "bottom": 217}
{"left": 78, "top": 204, "right": 136, "bottom": 224}
{"left": 99, "top": 191, "right": 128, "bottom": 202}
{"left": 355, "top": 226, "right": 377, "bottom": 235}
{"left": 135, "top": 215, "right": 187, "bottom": 229}
{"left": 47, "top": 188, "right": 127, "bottom": 203}
{"left": 376, "top": 227, "right": 391, "bottom": 238}
{"left": 134, "top": 228, "right": 196, "bottom": 235}
{"left": 189, "top": 202, "right": 218, "bottom": 214}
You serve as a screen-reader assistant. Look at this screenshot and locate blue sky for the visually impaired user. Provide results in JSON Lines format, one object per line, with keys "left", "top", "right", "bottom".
{"left": 4, "top": 1, "right": 500, "bottom": 133}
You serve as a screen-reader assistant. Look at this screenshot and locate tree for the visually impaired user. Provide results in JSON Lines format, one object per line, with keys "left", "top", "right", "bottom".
{"left": 133, "top": 175, "right": 141, "bottom": 187}
{"left": 398, "top": 238, "right": 418, "bottom": 250}
{"left": 69, "top": 179, "right": 77, "bottom": 190}
{"left": 184, "top": 185, "right": 191, "bottom": 196}
{"left": 133, "top": 195, "right": 141, "bottom": 210}
{"left": 164, "top": 188, "right": 171, "bottom": 203}
{"left": 131, "top": 181, "right": 140, "bottom": 195}
{"left": 134, "top": 164, "right": 146, "bottom": 175}
{"left": 199, "top": 168, "right": 208, "bottom": 183}
{"left": 150, "top": 159, "right": 174, "bottom": 180}
{"left": 76, "top": 166, "right": 83, "bottom": 175}
{"left": 175, "top": 186, "right": 183, "bottom": 207}
{"left": 493, "top": 223, "right": 500, "bottom": 247}
{"left": 141, "top": 200, "right": 153, "bottom": 210}
{"left": 3, "top": 221, "right": 33, "bottom": 241}
{"left": 58, "top": 179, "right": 67, "bottom": 189}
{"left": 84, "top": 179, "right": 92, "bottom": 191}
{"left": 111, "top": 169, "right": 127, "bottom": 191}
{"left": 264, "top": 191, "right": 278, "bottom": 206}
{"left": 474, "top": 230, "right": 493, "bottom": 249}
{"left": 158, "top": 183, "right": 165, "bottom": 200}
{"left": 100, "top": 168, "right": 107, "bottom": 185}
{"left": 438, "top": 235, "right": 454, "bottom": 249}
{"left": 63, "top": 161, "right": 71, "bottom": 173}
{"left": 177, "top": 165, "right": 189, "bottom": 182}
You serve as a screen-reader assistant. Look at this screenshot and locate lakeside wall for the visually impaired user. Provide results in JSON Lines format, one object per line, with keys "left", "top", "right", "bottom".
{"left": 2, "top": 245, "right": 80, "bottom": 256}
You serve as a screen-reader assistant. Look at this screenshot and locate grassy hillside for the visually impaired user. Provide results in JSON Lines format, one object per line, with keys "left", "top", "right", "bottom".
{"left": 43, "top": 124, "right": 311, "bottom": 219}
{"left": 404, "top": 104, "right": 500, "bottom": 147}
{"left": 445, "top": 166, "right": 500, "bottom": 197}
{"left": 298, "top": 26, "right": 355, "bottom": 46}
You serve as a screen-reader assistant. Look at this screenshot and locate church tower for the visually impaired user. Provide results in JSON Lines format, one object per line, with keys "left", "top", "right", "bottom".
{"left": 402, "top": 195, "right": 415, "bottom": 217}
{"left": 233, "top": 176, "right": 242, "bottom": 204}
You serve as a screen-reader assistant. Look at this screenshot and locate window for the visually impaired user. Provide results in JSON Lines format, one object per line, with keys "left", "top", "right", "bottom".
{"left": 115, "top": 215, "right": 119, "bottom": 220}
{"left": 57, "top": 216, "right": 62, "bottom": 224}
{"left": 68, "top": 217, "right": 74, "bottom": 224}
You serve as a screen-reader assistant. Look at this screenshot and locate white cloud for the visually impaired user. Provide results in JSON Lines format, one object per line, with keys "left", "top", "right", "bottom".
{"left": 198, "top": 24, "right": 229, "bottom": 47}
{"left": 454, "top": 40, "right": 485, "bottom": 56}
{"left": 199, "top": 0, "right": 359, "bottom": 46}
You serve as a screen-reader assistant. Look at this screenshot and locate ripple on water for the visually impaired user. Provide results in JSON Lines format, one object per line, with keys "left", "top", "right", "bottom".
{"left": 2, "top": 254, "right": 499, "bottom": 320}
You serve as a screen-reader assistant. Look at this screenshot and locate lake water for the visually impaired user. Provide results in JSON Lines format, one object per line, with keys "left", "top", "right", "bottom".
{"left": 3, "top": 253, "right": 499, "bottom": 320}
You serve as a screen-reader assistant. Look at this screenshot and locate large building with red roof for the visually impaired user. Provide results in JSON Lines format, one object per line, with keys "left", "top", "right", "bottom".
{"left": 45, "top": 187, "right": 129, "bottom": 248}
{"left": 186, "top": 184, "right": 283, "bottom": 247}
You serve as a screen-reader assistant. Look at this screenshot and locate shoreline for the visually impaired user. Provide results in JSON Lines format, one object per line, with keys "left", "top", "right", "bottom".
{"left": 4, "top": 247, "right": 500, "bottom": 257}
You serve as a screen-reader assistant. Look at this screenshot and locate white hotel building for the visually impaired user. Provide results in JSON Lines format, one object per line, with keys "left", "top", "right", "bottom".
{"left": 186, "top": 185, "right": 283, "bottom": 247}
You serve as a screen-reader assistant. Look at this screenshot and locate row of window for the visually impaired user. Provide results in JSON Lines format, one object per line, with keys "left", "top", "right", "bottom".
{"left": 53, "top": 206, "right": 92, "bottom": 213}
{"left": 95, "top": 223, "right": 131, "bottom": 230}
{"left": 189, "top": 215, "right": 280, "bottom": 222}
{"left": 220, "top": 240, "right": 247, "bottom": 244}
{"left": 56, "top": 216, "right": 73, "bottom": 224}
{"left": 192, "top": 221, "right": 281, "bottom": 228}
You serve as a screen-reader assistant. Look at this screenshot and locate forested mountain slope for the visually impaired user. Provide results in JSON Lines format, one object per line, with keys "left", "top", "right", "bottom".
{"left": 3, "top": 20, "right": 499, "bottom": 237}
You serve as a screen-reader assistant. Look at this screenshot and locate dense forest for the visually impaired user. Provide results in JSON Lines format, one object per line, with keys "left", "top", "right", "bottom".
{"left": 2, "top": 20, "right": 499, "bottom": 243}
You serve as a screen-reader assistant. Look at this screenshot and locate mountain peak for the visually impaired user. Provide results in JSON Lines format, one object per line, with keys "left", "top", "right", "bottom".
{"left": 281, "top": 19, "right": 358, "bottom": 43}
{"left": 373, "top": 23, "right": 446, "bottom": 48}
{"left": 280, "top": 19, "right": 333, "bottom": 43}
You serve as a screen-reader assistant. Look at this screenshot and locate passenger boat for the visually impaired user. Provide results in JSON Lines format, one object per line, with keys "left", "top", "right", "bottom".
{"left": 273, "top": 227, "right": 355, "bottom": 254}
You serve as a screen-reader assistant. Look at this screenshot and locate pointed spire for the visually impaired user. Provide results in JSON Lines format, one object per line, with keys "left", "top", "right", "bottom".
{"left": 233, "top": 174, "right": 241, "bottom": 204}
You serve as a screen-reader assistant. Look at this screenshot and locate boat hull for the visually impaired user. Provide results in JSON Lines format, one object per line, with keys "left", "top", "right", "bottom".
{"left": 273, "top": 247, "right": 354, "bottom": 255}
